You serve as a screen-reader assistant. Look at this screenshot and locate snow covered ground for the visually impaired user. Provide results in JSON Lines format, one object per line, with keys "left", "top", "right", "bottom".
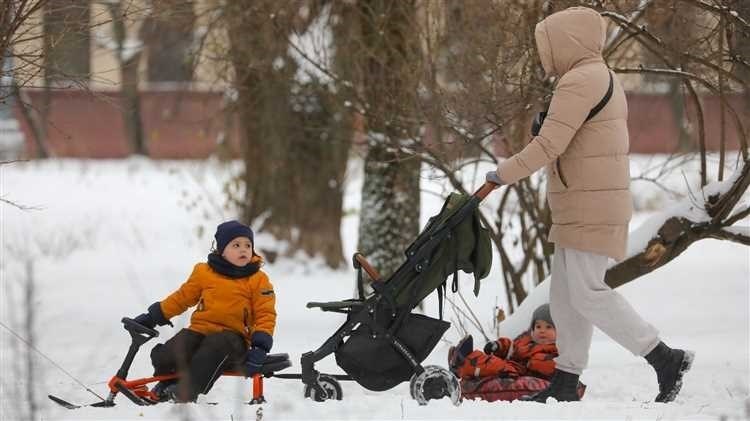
{"left": 1, "top": 156, "right": 748, "bottom": 420}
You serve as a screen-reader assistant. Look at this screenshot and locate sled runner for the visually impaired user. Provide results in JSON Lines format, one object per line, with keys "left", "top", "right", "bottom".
{"left": 48, "top": 317, "right": 293, "bottom": 409}
{"left": 299, "top": 182, "right": 496, "bottom": 406}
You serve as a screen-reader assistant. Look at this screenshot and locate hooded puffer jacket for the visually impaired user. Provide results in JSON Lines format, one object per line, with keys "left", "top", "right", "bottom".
{"left": 158, "top": 255, "right": 276, "bottom": 344}
{"left": 496, "top": 7, "right": 632, "bottom": 261}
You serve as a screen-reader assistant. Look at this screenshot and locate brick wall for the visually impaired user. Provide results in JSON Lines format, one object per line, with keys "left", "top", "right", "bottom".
{"left": 14, "top": 90, "right": 748, "bottom": 159}
{"left": 16, "top": 89, "right": 241, "bottom": 159}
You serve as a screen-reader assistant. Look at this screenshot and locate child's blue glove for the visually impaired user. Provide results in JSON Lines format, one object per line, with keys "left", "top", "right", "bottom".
{"left": 244, "top": 331, "right": 273, "bottom": 377}
{"left": 133, "top": 313, "right": 156, "bottom": 329}
{"left": 133, "top": 302, "right": 173, "bottom": 329}
{"left": 244, "top": 347, "right": 267, "bottom": 376}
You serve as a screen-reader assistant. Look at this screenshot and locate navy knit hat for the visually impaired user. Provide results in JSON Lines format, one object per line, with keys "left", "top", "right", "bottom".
{"left": 530, "top": 303, "right": 555, "bottom": 330}
{"left": 215, "top": 220, "right": 254, "bottom": 253}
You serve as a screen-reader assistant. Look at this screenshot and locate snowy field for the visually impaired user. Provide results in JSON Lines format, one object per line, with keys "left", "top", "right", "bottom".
{"left": 1, "top": 156, "right": 748, "bottom": 421}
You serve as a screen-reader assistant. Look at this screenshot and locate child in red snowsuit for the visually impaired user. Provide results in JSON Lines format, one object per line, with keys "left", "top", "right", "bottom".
{"left": 450, "top": 304, "right": 557, "bottom": 380}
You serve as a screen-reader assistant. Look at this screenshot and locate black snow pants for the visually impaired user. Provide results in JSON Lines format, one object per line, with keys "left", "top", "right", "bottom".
{"left": 150, "top": 328, "right": 247, "bottom": 401}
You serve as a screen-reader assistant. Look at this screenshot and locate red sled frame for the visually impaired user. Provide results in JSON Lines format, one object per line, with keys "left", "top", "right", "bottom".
{"left": 48, "top": 317, "right": 293, "bottom": 409}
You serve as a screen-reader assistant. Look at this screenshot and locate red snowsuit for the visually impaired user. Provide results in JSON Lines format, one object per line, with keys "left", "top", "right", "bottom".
{"left": 455, "top": 331, "right": 557, "bottom": 380}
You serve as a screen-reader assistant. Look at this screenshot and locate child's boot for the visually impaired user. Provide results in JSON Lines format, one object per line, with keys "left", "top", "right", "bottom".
{"left": 519, "top": 369, "right": 580, "bottom": 402}
{"left": 150, "top": 380, "right": 177, "bottom": 403}
{"left": 645, "top": 341, "right": 695, "bottom": 403}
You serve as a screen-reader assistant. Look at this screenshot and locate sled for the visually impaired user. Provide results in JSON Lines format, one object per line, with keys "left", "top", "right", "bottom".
{"left": 299, "top": 182, "right": 496, "bottom": 406}
{"left": 461, "top": 375, "right": 587, "bottom": 402}
{"left": 48, "top": 317, "right": 293, "bottom": 409}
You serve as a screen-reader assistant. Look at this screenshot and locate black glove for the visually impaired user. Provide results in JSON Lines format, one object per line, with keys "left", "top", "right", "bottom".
{"left": 133, "top": 302, "right": 172, "bottom": 329}
{"left": 483, "top": 340, "right": 499, "bottom": 355}
{"left": 531, "top": 110, "right": 547, "bottom": 137}
{"left": 133, "top": 312, "right": 156, "bottom": 329}
{"left": 244, "top": 331, "right": 273, "bottom": 377}
{"left": 244, "top": 347, "right": 267, "bottom": 377}
{"left": 485, "top": 171, "right": 504, "bottom": 186}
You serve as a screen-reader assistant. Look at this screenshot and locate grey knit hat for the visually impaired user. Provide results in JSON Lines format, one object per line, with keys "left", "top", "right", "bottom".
{"left": 530, "top": 303, "right": 555, "bottom": 330}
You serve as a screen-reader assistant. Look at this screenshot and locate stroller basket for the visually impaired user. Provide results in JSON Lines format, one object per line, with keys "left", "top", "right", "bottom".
{"left": 336, "top": 313, "right": 450, "bottom": 391}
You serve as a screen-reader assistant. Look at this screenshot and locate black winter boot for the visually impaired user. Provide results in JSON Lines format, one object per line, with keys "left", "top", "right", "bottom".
{"left": 519, "top": 369, "right": 581, "bottom": 402}
{"left": 150, "top": 380, "right": 177, "bottom": 403}
{"left": 645, "top": 341, "right": 695, "bottom": 403}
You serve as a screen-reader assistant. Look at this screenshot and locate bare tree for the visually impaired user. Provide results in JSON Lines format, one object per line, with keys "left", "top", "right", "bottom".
{"left": 2, "top": 0, "right": 49, "bottom": 158}
{"left": 350, "top": 0, "right": 422, "bottom": 281}
{"left": 100, "top": 0, "right": 148, "bottom": 155}
{"left": 1, "top": 1, "right": 47, "bottom": 86}
{"left": 641, "top": 1, "right": 702, "bottom": 151}
{"left": 218, "top": 1, "right": 350, "bottom": 267}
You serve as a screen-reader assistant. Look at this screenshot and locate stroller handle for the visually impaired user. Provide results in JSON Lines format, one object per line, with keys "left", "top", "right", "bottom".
{"left": 353, "top": 252, "right": 382, "bottom": 282}
{"left": 473, "top": 181, "right": 499, "bottom": 201}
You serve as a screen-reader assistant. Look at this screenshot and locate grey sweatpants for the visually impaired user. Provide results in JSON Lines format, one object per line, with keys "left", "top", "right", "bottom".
{"left": 550, "top": 247, "right": 661, "bottom": 375}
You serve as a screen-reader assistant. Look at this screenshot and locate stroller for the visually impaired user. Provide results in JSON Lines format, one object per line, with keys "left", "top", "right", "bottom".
{"left": 291, "top": 183, "right": 495, "bottom": 405}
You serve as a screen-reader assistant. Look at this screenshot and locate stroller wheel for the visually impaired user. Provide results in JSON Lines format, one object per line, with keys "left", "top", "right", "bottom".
{"left": 409, "top": 365, "right": 461, "bottom": 406}
{"left": 303, "top": 374, "right": 343, "bottom": 402}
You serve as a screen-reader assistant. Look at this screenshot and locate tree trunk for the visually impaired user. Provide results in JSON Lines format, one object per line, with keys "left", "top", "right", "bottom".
{"left": 669, "top": 78, "right": 693, "bottom": 152}
{"left": 729, "top": 0, "right": 750, "bottom": 108}
{"left": 106, "top": 2, "right": 145, "bottom": 156}
{"left": 121, "top": 52, "right": 146, "bottom": 155}
{"left": 359, "top": 142, "right": 421, "bottom": 279}
{"left": 355, "top": 0, "right": 421, "bottom": 280}
{"left": 226, "top": 2, "right": 293, "bottom": 229}
{"left": 281, "top": 80, "right": 350, "bottom": 268}
{"left": 227, "top": 2, "right": 349, "bottom": 267}
{"left": 12, "top": 83, "right": 49, "bottom": 158}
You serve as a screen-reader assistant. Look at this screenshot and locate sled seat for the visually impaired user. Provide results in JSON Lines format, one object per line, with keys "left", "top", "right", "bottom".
{"left": 226, "top": 353, "right": 292, "bottom": 378}
{"left": 260, "top": 353, "right": 292, "bottom": 375}
{"left": 306, "top": 299, "right": 365, "bottom": 313}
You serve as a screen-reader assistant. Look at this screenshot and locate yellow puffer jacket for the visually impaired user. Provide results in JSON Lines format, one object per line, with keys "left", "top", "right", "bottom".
{"left": 158, "top": 256, "right": 276, "bottom": 344}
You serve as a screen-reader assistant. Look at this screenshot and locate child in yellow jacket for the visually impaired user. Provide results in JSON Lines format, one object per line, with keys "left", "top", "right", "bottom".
{"left": 132, "top": 220, "right": 276, "bottom": 402}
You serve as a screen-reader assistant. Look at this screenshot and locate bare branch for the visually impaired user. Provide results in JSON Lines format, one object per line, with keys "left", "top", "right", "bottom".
{"left": 0, "top": 196, "right": 41, "bottom": 211}
{"left": 444, "top": 295, "right": 487, "bottom": 340}
{"left": 709, "top": 228, "right": 750, "bottom": 246}
{"left": 707, "top": 159, "right": 750, "bottom": 223}
{"left": 676, "top": 0, "right": 750, "bottom": 31}
{"left": 602, "top": 11, "right": 749, "bottom": 159}
{"left": 725, "top": 206, "right": 750, "bottom": 227}
{"left": 456, "top": 289, "right": 491, "bottom": 343}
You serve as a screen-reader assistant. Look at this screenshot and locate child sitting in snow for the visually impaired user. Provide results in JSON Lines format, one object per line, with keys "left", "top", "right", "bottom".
{"left": 449, "top": 304, "right": 557, "bottom": 381}
{"left": 130, "top": 220, "right": 276, "bottom": 402}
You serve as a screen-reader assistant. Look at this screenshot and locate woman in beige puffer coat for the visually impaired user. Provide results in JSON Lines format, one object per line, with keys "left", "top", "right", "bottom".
{"left": 487, "top": 7, "right": 693, "bottom": 403}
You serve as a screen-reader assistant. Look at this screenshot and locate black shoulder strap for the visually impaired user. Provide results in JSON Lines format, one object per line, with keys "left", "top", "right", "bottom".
{"left": 585, "top": 71, "right": 614, "bottom": 122}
